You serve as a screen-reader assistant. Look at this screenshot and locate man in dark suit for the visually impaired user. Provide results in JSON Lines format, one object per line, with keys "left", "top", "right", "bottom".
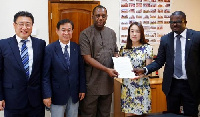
{"left": 134, "top": 11, "right": 200, "bottom": 116}
{"left": 0, "top": 11, "right": 46, "bottom": 116}
{"left": 42, "top": 19, "right": 86, "bottom": 117}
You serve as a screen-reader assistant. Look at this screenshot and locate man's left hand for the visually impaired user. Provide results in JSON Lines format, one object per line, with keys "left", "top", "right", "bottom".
{"left": 0, "top": 100, "right": 5, "bottom": 111}
{"left": 79, "top": 93, "right": 85, "bottom": 101}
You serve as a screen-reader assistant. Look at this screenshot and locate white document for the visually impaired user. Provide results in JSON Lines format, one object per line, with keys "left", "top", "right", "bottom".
{"left": 112, "top": 57, "right": 136, "bottom": 78}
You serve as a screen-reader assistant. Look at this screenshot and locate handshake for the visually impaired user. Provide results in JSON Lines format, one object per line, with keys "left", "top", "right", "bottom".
{"left": 133, "top": 68, "right": 146, "bottom": 76}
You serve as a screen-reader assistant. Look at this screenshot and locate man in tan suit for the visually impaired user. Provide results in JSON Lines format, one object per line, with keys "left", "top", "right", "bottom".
{"left": 79, "top": 5, "right": 118, "bottom": 117}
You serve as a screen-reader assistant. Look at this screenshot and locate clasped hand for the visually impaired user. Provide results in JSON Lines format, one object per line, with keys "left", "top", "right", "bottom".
{"left": 132, "top": 68, "right": 145, "bottom": 79}
{"left": 0, "top": 100, "right": 5, "bottom": 111}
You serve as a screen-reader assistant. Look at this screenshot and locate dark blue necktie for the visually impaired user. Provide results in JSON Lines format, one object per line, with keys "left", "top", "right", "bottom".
{"left": 64, "top": 45, "right": 70, "bottom": 69}
{"left": 174, "top": 35, "right": 182, "bottom": 78}
{"left": 21, "top": 40, "right": 29, "bottom": 79}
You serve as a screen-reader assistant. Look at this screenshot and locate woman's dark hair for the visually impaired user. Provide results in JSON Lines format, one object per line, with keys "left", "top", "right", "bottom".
{"left": 126, "top": 22, "right": 148, "bottom": 49}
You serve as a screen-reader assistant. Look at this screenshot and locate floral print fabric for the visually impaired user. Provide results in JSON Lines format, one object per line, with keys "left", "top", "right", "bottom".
{"left": 119, "top": 44, "right": 153, "bottom": 115}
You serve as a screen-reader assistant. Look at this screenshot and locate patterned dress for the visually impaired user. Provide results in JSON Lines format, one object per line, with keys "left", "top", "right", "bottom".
{"left": 120, "top": 44, "right": 153, "bottom": 115}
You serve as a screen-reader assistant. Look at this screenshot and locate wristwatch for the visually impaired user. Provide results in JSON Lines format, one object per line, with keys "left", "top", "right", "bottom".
{"left": 143, "top": 67, "right": 147, "bottom": 75}
{"left": 143, "top": 67, "right": 146, "bottom": 74}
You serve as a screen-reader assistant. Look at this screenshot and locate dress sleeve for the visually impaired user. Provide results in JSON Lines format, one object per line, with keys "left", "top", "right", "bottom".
{"left": 146, "top": 45, "right": 153, "bottom": 59}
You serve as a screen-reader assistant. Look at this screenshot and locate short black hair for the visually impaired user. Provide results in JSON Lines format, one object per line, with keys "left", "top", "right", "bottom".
{"left": 171, "top": 11, "right": 186, "bottom": 21}
{"left": 56, "top": 19, "right": 74, "bottom": 30}
{"left": 92, "top": 5, "right": 107, "bottom": 15}
{"left": 14, "top": 11, "right": 34, "bottom": 24}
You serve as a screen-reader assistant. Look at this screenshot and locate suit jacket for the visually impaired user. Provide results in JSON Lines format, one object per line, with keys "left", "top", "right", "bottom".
{"left": 146, "top": 29, "right": 200, "bottom": 103}
{"left": 0, "top": 35, "right": 46, "bottom": 109}
{"left": 42, "top": 40, "right": 86, "bottom": 105}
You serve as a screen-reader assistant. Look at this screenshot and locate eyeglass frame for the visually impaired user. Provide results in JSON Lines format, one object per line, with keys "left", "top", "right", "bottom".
{"left": 15, "top": 22, "right": 33, "bottom": 28}
{"left": 169, "top": 20, "right": 185, "bottom": 24}
{"left": 60, "top": 28, "right": 73, "bottom": 34}
{"left": 94, "top": 14, "right": 107, "bottom": 19}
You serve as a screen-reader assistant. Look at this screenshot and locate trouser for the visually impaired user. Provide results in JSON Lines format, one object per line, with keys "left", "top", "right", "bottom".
{"left": 166, "top": 78, "right": 198, "bottom": 117}
{"left": 4, "top": 103, "right": 44, "bottom": 117}
{"left": 80, "top": 93, "right": 112, "bottom": 117}
{"left": 50, "top": 97, "right": 79, "bottom": 117}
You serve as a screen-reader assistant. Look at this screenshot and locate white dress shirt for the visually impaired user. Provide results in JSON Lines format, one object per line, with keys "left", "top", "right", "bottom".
{"left": 59, "top": 40, "right": 70, "bottom": 57}
{"left": 16, "top": 35, "right": 33, "bottom": 76}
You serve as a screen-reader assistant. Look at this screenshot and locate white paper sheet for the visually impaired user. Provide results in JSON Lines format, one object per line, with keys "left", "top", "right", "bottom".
{"left": 112, "top": 57, "right": 136, "bottom": 78}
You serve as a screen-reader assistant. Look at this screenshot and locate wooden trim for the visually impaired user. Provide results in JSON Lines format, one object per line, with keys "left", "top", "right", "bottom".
{"left": 60, "top": 0, "right": 94, "bottom": 1}
{"left": 48, "top": 0, "right": 52, "bottom": 44}
{"left": 49, "top": 0, "right": 60, "bottom": 2}
{"left": 49, "top": 0, "right": 99, "bottom": 3}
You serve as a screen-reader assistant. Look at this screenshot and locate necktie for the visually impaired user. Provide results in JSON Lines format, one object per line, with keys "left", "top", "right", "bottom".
{"left": 21, "top": 40, "right": 29, "bottom": 79}
{"left": 64, "top": 45, "right": 70, "bottom": 69}
{"left": 174, "top": 35, "right": 182, "bottom": 78}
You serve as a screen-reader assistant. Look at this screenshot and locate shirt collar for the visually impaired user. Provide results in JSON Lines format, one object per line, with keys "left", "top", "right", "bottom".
{"left": 16, "top": 35, "right": 31, "bottom": 43}
{"left": 59, "top": 40, "right": 70, "bottom": 49}
{"left": 174, "top": 29, "right": 187, "bottom": 39}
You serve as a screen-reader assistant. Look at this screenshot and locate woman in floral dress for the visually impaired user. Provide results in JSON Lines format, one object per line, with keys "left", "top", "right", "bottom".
{"left": 120, "top": 22, "right": 153, "bottom": 116}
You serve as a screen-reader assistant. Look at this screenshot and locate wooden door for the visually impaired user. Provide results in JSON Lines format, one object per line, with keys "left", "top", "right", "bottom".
{"left": 48, "top": 0, "right": 100, "bottom": 44}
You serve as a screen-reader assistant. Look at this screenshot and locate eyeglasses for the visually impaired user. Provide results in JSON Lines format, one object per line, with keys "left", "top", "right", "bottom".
{"left": 169, "top": 20, "right": 185, "bottom": 24}
{"left": 61, "top": 29, "right": 73, "bottom": 33}
{"left": 94, "top": 14, "right": 107, "bottom": 19}
{"left": 15, "top": 22, "right": 32, "bottom": 28}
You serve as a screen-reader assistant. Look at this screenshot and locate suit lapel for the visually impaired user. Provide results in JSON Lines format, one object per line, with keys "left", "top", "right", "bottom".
{"left": 168, "top": 32, "right": 174, "bottom": 59}
{"left": 8, "top": 36, "right": 24, "bottom": 71}
{"left": 70, "top": 42, "right": 76, "bottom": 68}
{"left": 31, "top": 37, "right": 38, "bottom": 76}
{"left": 55, "top": 40, "right": 68, "bottom": 69}
{"left": 185, "top": 29, "right": 193, "bottom": 62}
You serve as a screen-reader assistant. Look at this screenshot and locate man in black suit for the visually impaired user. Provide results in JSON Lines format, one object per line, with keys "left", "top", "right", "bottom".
{"left": 134, "top": 11, "right": 200, "bottom": 116}
{"left": 0, "top": 11, "right": 45, "bottom": 117}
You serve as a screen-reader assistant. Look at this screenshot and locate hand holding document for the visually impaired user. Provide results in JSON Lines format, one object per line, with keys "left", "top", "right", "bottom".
{"left": 112, "top": 57, "right": 136, "bottom": 79}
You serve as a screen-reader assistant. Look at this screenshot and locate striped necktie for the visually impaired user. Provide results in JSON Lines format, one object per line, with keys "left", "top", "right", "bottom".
{"left": 21, "top": 40, "right": 29, "bottom": 79}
